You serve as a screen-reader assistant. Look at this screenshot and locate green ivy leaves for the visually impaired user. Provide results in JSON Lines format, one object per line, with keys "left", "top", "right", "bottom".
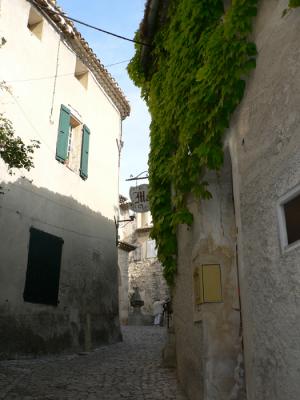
{"left": 128, "top": 0, "right": 258, "bottom": 285}
{"left": 289, "top": 0, "right": 300, "bottom": 7}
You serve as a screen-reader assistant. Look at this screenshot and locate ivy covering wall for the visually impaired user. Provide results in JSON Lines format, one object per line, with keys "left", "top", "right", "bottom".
{"left": 289, "top": 0, "right": 300, "bottom": 8}
{"left": 128, "top": 0, "right": 259, "bottom": 284}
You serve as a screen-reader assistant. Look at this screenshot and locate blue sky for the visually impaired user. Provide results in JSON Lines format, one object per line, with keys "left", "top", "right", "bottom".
{"left": 58, "top": 0, "right": 150, "bottom": 197}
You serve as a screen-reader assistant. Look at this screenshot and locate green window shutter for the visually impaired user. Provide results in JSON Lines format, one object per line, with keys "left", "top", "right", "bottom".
{"left": 56, "top": 105, "right": 70, "bottom": 162}
{"left": 80, "top": 124, "right": 90, "bottom": 180}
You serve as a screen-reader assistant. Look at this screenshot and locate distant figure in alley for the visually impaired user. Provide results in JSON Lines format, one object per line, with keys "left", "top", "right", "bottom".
{"left": 153, "top": 299, "right": 164, "bottom": 326}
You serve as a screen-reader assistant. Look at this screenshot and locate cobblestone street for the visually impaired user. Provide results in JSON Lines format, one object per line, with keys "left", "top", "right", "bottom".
{"left": 0, "top": 326, "right": 187, "bottom": 400}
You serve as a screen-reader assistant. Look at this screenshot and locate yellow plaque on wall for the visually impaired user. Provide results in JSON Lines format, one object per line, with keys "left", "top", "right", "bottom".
{"left": 202, "top": 264, "right": 222, "bottom": 303}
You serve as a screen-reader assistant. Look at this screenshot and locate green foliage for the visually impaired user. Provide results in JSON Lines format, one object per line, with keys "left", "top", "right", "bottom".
{"left": 0, "top": 114, "right": 39, "bottom": 173}
{"left": 128, "top": 0, "right": 258, "bottom": 285}
{"left": 289, "top": 0, "right": 300, "bottom": 7}
{"left": 282, "top": 0, "right": 300, "bottom": 17}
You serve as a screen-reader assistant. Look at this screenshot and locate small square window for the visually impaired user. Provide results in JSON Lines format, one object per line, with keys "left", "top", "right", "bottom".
{"left": 23, "top": 228, "right": 64, "bottom": 306}
{"left": 75, "top": 58, "right": 89, "bottom": 89}
{"left": 27, "top": 7, "right": 43, "bottom": 40}
{"left": 193, "top": 264, "right": 222, "bottom": 305}
{"left": 283, "top": 194, "right": 300, "bottom": 245}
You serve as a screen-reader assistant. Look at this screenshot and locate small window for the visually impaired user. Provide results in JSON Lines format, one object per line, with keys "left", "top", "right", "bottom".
{"left": 193, "top": 264, "right": 222, "bottom": 305}
{"left": 23, "top": 228, "right": 64, "bottom": 306}
{"left": 75, "top": 58, "right": 89, "bottom": 89}
{"left": 283, "top": 194, "right": 300, "bottom": 245}
{"left": 27, "top": 7, "right": 43, "bottom": 40}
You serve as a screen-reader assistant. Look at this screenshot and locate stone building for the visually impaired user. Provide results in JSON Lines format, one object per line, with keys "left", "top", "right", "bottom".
{"left": 0, "top": 0, "right": 129, "bottom": 357}
{"left": 118, "top": 196, "right": 169, "bottom": 324}
{"left": 117, "top": 195, "right": 136, "bottom": 325}
{"left": 128, "top": 211, "right": 169, "bottom": 319}
{"left": 130, "top": 1, "right": 300, "bottom": 400}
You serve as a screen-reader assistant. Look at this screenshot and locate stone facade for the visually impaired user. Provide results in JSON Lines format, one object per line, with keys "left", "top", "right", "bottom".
{"left": 118, "top": 240, "right": 136, "bottom": 325}
{"left": 228, "top": 2, "right": 300, "bottom": 399}
{"left": 128, "top": 213, "right": 169, "bottom": 321}
{"left": 173, "top": 2, "right": 300, "bottom": 400}
{"left": 174, "top": 150, "right": 240, "bottom": 400}
{"left": 118, "top": 200, "right": 169, "bottom": 323}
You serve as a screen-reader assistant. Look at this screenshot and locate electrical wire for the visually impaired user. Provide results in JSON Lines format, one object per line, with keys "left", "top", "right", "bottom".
{"left": 49, "top": 37, "right": 61, "bottom": 121}
{"left": 6, "top": 72, "right": 74, "bottom": 83}
{"left": 64, "top": 15, "right": 150, "bottom": 47}
{"left": 0, "top": 85, "right": 56, "bottom": 155}
{"left": 37, "top": 3, "right": 151, "bottom": 47}
{"left": 105, "top": 59, "right": 131, "bottom": 67}
{"left": 4, "top": 60, "right": 131, "bottom": 84}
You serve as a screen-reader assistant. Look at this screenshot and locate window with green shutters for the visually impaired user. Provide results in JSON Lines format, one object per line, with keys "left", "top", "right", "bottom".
{"left": 56, "top": 105, "right": 90, "bottom": 180}
{"left": 56, "top": 105, "right": 70, "bottom": 163}
{"left": 80, "top": 124, "right": 90, "bottom": 180}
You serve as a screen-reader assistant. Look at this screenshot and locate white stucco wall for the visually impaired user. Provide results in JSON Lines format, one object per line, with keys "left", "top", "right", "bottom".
{"left": 118, "top": 249, "right": 130, "bottom": 325}
{"left": 228, "top": 1, "right": 300, "bottom": 399}
{"left": 0, "top": 0, "right": 121, "bottom": 218}
{"left": 0, "top": 0, "right": 125, "bottom": 356}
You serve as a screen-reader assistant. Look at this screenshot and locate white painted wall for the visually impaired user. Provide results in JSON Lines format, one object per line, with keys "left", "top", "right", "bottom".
{"left": 0, "top": 0, "right": 121, "bottom": 219}
{"left": 0, "top": 0, "right": 125, "bottom": 356}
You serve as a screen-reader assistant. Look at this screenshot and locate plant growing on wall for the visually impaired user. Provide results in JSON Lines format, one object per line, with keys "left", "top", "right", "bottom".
{"left": 128, "top": 0, "right": 258, "bottom": 284}
{"left": 0, "top": 38, "right": 39, "bottom": 173}
{"left": 0, "top": 113, "right": 39, "bottom": 173}
{"left": 289, "top": 0, "right": 300, "bottom": 7}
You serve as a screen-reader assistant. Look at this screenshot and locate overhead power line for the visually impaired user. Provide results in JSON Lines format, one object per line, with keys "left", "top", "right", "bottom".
{"left": 64, "top": 15, "right": 151, "bottom": 47}
{"left": 106, "top": 59, "right": 131, "bottom": 67}
{"left": 5, "top": 60, "right": 131, "bottom": 84}
{"left": 38, "top": 4, "right": 151, "bottom": 47}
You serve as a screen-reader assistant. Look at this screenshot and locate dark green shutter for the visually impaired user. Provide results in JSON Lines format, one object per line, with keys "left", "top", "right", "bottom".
{"left": 56, "top": 105, "right": 70, "bottom": 162}
{"left": 23, "top": 227, "right": 64, "bottom": 306}
{"left": 80, "top": 124, "right": 90, "bottom": 180}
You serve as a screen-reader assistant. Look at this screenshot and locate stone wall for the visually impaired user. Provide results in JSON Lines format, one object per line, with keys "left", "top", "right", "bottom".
{"left": 228, "top": 2, "right": 300, "bottom": 399}
{"left": 118, "top": 249, "right": 130, "bottom": 325}
{"left": 173, "top": 149, "right": 240, "bottom": 400}
{"left": 173, "top": 2, "right": 300, "bottom": 400}
{"left": 128, "top": 259, "right": 169, "bottom": 316}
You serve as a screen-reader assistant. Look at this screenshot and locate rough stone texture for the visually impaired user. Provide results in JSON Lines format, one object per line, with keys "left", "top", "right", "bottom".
{"left": 118, "top": 205, "right": 169, "bottom": 321}
{"left": 228, "top": 1, "right": 300, "bottom": 399}
{"left": 0, "top": 326, "right": 187, "bottom": 400}
{"left": 174, "top": 149, "right": 241, "bottom": 400}
{"left": 171, "top": 2, "right": 300, "bottom": 400}
{"left": 129, "top": 259, "right": 169, "bottom": 316}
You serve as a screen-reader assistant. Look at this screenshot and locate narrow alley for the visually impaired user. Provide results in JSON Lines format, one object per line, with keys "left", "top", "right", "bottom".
{"left": 0, "top": 326, "right": 187, "bottom": 400}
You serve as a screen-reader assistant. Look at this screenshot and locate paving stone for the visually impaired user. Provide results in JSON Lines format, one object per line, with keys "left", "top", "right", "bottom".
{"left": 0, "top": 326, "right": 187, "bottom": 400}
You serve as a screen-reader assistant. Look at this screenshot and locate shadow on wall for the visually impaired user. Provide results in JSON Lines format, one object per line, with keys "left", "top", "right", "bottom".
{"left": 0, "top": 177, "right": 121, "bottom": 359}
